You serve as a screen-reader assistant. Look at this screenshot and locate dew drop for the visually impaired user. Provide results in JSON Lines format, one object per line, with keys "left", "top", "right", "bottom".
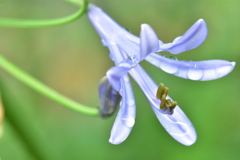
{"left": 130, "top": 55, "right": 139, "bottom": 64}
{"left": 150, "top": 59, "right": 159, "bottom": 66}
{"left": 122, "top": 116, "right": 135, "bottom": 128}
{"left": 119, "top": 62, "right": 131, "bottom": 68}
{"left": 127, "top": 99, "right": 135, "bottom": 106}
{"left": 215, "top": 65, "right": 232, "bottom": 78}
{"left": 187, "top": 67, "right": 204, "bottom": 80}
{"left": 160, "top": 62, "right": 178, "bottom": 74}
{"left": 166, "top": 121, "right": 189, "bottom": 136}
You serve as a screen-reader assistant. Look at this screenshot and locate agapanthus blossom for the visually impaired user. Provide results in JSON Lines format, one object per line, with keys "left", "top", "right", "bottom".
{"left": 87, "top": 4, "right": 235, "bottom": 145}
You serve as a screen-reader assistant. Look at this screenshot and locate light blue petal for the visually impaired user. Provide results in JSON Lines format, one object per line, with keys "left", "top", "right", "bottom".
{"left": 146, "top": 53, "right": 236, "bottom": 81}
{"left": 139, "top": 24, "right": 159, "bottom": 61}
{"left": 106, "top": 59, "right": 133, "bottom": 91}
{"left": 107, "top": 42, "right": 126, "bottom": 64}
{"left": 159, "top": 19, "right": 208, "bottom": 54}
{"left": 129, "top": 65, "right": 196, "bottom": 146}
{"left": 87, "top": 4, "right": 131, "bottom": 40}
{"left": 109, "top": 75, "right": 136, "bottom": 144}
{"left": 88, "top": 4, "right": 141, "bottom": 59}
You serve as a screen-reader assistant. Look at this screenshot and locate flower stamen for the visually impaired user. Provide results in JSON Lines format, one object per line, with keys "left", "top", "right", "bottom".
{"left": 156, "top": 83, "right": 177, "bottom": 114}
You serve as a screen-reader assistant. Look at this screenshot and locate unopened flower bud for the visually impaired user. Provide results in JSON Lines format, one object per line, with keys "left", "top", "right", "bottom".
{"left": 98, "top": 76, "right": 121, "bottom": 118}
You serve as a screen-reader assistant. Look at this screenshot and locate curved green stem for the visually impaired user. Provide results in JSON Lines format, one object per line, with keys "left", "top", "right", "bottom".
{"left": 0, "top": 0, "right": 89, "bottom": 28}
{"left": 0, "top": 55, "right": 99, "bottom": 116}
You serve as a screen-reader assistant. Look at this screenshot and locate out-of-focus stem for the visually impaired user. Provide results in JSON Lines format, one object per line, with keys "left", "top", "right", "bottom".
{"left": 0, "top": 55, "right": 99, "bottom": 116}
{"left": 0, "top": 0, "right": 89, "bottom": 28}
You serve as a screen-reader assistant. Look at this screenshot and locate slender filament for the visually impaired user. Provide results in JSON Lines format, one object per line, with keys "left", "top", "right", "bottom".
{"left": 0, "top": 55, "right": 99, "bottom": 116}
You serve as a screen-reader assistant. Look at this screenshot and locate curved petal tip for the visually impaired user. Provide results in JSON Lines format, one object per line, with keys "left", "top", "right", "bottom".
{"left": 151, "top": 105, "right": 197, "bottom": 146}
{"left": 231, "top": 61, "right": 236, "bottom": 67}
{"left": 108, "top": 121, "right": 134, "bottom": 145}
{"left": 108, "top": 102, "right": 135, "bottom": 145}
{"left": 159, "top": 19, "right": 208, "bottom": 54}
{"left": 140, "top": 24, "right": 159, "bottom": 60}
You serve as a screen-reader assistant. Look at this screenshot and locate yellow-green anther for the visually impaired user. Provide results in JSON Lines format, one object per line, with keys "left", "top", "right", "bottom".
{"left": 156, "top": 83, "right": 167, "bottom": 99}
{"left": 160, "top": 94, "right": 166, "bottom": 109}
{"left": 156, "top": 83, "right": 177, "bottom": 114}
{"left": 165, "top": 99, "right": 172, "bottom": 108}
{"left": 170, "top": 101, "right": 177, "bottom": 109}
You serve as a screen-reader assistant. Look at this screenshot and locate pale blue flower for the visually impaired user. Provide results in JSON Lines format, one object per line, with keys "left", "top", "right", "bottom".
{"left": 87, "top": 4, "right": 235, "bottom": 145}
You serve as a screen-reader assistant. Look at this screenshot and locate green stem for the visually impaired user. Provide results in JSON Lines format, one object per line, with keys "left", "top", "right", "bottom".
{"left": 0, "top": 55, "right": 99, "bottom": 116}
{"left": 0, "top": 0, "right": 88, "bottom": 28}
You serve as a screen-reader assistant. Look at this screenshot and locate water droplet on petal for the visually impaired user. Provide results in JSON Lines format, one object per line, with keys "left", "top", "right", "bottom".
{"left": 119, "top": 62, "right": 131, "bottom": 68}
{"left": 130, "top": 55, "right": 138, "bottom": 63}
{"left": 215, "top": 65, "right": 233, "bottom": 78}
{"left": 127, "top": 99, "right": 135, "bottom": 106}
{"left": 160, "top": 62, "right": 178, "bottom": 74}
{"left": 165, "top": 121, "right": 189, "bottom": 136}
{"left": 187, "top": 67, "right": 204, "bottom": 80}
{"left": 122, "top": 116, "right": 135, "bottom": 128}
{"left": 149, "top": 59, "right": 159, "bottom": 66}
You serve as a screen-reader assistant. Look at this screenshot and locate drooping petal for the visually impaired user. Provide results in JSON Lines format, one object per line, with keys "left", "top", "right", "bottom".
{"left": 98, "top": 76, "right": 121, "bottom": 118}
{"left": 129, "top": 65, "right": 196, "bottom": 146}
{"left": 159, "top": 19, "right": 208, "bottom": 54}
{"left": 107, "top": 43, "right": 136, "bottom": 144}
{"left": 146, "top": 53, "right": 236, "bottom": 81}
{"left": 139, "top": 24, "right": 159, "bottom": 61}
{"left": 109, "top": 75, "right": 136, "bottom": 144}
{"left": 106, "top": 58, "right": 136, "bottom": 91}
{"left": 150, "top": 103, "right": 196, "bottom": 146}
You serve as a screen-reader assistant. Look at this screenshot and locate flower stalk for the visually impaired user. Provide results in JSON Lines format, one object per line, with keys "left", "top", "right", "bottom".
{"left": 0, "top": 0, "right": 89, "bottom": 28}
{"left": 0, "top": 54, "right": 99, "bottom": 116}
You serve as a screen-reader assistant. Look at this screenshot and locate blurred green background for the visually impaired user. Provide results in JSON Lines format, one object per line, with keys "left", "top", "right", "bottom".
{"left": 0, "top": 0, "right": 239, "bottom": 159}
